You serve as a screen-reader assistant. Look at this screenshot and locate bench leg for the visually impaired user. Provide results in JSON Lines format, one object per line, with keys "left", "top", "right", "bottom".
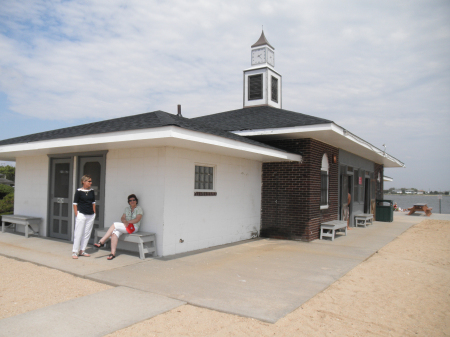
{"left": 1, "top": 221, "right": 4, "bottom": 233}
{"left": 320, "top": 229, "right": 323, "bottom": 240}
{"left": 138, "top": 242, "right": 145, "bottom": 260}
{"left": 344, "top": 227, "right": 347, "bottom": 236}
{"left": 331, "top": 229, "right": 335, "bottom": 241}
{"left": 25, "top": 223, "right": 29, "bottom": 238}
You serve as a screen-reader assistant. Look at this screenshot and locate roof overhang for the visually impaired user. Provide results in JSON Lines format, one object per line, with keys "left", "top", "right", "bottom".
{"left": 233, "top": 123, "right": 405, "bottom": 168}
{"left": 0, "top": 126, "right": 302, "bottom": 163}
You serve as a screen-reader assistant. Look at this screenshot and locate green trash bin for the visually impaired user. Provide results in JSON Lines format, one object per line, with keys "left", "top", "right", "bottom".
{"left": 376, "top": 199, "right": 394, "bottom": 222}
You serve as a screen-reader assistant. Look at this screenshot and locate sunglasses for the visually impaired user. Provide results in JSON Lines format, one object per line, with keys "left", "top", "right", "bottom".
{"left": 128, "top": 199, "right": 136, "bottom": 202}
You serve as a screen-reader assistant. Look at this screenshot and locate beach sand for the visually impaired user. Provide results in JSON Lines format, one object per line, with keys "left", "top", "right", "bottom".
{"left": 1, "top": 219, "right": 449, "bottom": 336}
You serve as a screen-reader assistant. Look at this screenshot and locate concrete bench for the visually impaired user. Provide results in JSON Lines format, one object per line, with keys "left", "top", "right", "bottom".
{"left": 354, "top": 213, "right": 374, "bottom": 228}
{"left": 320, "top": 220, "right": 347, "bottom": 241}
{"left": 1, "top": 215, "right": 41, "bottom": 238}
{"left": 94, "top": 229, "right": 156, "bottom": 260}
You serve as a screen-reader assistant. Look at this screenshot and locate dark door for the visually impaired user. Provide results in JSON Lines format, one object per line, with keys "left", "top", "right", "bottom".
{"left": 78, "top": 156, "right": 106, "bottom": 242}
{"left": 364, "top": 178, "right": 370, "bottom": 213}
{"left": 49, "top": 158, "right": 73, "bottom": 240}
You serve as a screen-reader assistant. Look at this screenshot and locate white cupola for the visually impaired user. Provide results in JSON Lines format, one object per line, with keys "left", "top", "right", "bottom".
{"left": 243, "top": 31, "right": 282, "bottom": 108}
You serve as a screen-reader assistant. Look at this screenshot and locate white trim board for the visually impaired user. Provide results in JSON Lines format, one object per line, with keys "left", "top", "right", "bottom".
{"left": 233, "top": 123, "right": 405, "bottom": 168}
{"left": 0, "top": 126, "right": 302, "bottom": 163}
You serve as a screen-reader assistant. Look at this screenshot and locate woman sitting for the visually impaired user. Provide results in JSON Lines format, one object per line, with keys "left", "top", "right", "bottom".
{"left": 94, "top": 194, "right": 143, "bottom": 260}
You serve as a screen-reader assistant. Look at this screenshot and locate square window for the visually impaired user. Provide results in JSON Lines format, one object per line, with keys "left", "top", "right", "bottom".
{"left": 195, "top": 165, "right": 214, "bottom": 190}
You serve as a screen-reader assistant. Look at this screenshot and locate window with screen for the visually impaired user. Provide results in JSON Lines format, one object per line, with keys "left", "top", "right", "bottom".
{"left": 271, "top": 76, "right": 278, "bottom": 103}
{"left": 248, "top": 74, "right": 263, "bottom": 100}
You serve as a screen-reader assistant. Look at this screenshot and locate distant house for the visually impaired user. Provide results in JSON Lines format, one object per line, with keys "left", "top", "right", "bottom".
{"left": 0, "top": 173, "right": 14, "bottom": 187}
{"left": 0, "top": 32, "right": 405, "bottom": 256}
{"left": 417, "top": 190, "right": 424, "bottom": 195}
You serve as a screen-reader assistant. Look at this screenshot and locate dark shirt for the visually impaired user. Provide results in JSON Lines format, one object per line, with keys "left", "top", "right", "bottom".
{"left": 73, "top": 189, "right": 96, "bottom": 215}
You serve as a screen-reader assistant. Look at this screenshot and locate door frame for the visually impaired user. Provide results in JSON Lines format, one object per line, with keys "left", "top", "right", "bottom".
{"left": 47, "top": 156, "right": 74, "bottom": 240}
{"left": 47, "top": 151, "right": 107, "bottom": 241}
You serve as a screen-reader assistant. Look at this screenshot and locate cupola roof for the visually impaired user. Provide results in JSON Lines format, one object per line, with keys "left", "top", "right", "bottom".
{"left": 251, "top": 30, "right": 274, "bottom": 50}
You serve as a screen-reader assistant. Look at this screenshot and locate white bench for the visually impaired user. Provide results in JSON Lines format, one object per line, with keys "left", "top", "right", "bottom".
{"left": 354, "top": 214, "right": 374, "bottom": 228}
{"left": 1, "top": 215, "right": 41, "bottom": 238}
{"left": 94, "top": 229, "right": 156, "bottom": 260}
{"left": 320, "top": 220, "right": 347, "bottom": 241}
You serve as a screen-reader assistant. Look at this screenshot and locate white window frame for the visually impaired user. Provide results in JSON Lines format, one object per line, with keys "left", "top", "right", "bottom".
{"left": 320, "top": 154, "right": 329, "bottom": 209}
{"left": 194, "top": 164, "right": 216, "bottom": 191}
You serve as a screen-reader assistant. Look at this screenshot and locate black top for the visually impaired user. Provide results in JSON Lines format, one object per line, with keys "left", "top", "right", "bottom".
{"left": 73, "top": 189, "right": 96, "bottom": 215}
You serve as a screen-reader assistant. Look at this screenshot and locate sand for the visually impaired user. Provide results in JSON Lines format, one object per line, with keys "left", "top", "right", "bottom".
{"left": 1, "top": 219, "right": 449, "bottom": 336}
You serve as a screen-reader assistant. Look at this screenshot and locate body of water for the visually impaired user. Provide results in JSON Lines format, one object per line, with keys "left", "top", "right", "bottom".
{"left": 384, "top": 194, "right": 450, "bottom": 214}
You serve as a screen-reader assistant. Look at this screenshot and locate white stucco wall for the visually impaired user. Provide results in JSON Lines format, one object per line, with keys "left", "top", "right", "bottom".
{"left": 10, "top": 146, "right": 262, "bottom": 257}
{"left": 104, "top": 146, "right": 262, "bottom": 257}
{"left": 13, "top": 155, "right": 49, "bottom": 235}
{"left": 103, "top": 147, "right": 166, "bottom": 255}
{"left": 162, "top": 147, "right": 262, "bottom": 256}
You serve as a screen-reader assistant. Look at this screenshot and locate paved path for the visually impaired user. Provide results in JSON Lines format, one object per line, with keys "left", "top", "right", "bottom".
{"left": 0, "top": 287, "right": 184, "bottom": 337}
{"left": 1, "top": 212, "right": 448, "bottom": 335}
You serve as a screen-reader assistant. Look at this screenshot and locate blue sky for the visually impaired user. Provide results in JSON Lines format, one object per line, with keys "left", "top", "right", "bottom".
{"left": 1, "top": 0, "right": 449, "bottom": 190}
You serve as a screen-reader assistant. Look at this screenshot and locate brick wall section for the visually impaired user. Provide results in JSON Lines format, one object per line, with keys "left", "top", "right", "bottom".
{"left": 260, "top": 138, "right": 339, "bottom": 241}
{"left": 374, "top": 163, "right": 384, "bottom": 200}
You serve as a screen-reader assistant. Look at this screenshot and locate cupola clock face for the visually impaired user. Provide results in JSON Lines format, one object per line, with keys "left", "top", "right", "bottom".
{"left": 267, "top": 49, "right": 274, "bottom": 66}
{"left": 251, "top": 48, "right": 266, "bottom": 65}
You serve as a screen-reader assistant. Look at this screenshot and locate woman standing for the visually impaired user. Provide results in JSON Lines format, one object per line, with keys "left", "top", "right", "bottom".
{"left": 94, "top": 194, "right": 143, "bottom": 260}
{"left": 72, "top": 175, "right": 96, "bottom": 259}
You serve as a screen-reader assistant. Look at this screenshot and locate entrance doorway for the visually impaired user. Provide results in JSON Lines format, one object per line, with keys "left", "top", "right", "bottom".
{"left": 77, "top": 156, "right": 106, "bottom": 242}
{"left": 48, "top": 152, "right": 106, "bottom": 242}
{"left": 49, "top": 158, "right": 73, "bottom": 240}
{"left": 364, "top": 178, "right": 370, "bottom": 213}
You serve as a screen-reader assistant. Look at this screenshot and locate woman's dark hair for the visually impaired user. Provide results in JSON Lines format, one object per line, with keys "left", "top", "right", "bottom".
{"left": 128, "top": 194, "right": 138, "bottom": 205}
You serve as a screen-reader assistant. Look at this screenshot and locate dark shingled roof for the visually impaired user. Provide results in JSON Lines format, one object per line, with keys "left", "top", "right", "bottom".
{"left": 0, "top": 110, "right": 287, "bottom": 153}
{"left": 191, "top": 106, "right": 333, "bottom": 131}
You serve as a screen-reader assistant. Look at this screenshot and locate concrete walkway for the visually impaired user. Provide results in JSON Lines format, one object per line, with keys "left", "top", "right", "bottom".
{"left": 1, "top": 212, "right": 448, "bottom": 335}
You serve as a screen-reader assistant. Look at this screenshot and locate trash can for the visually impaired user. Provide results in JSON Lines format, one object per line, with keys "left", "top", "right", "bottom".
{"left": 375, "top": 199, "right": 394, "bottom": 222}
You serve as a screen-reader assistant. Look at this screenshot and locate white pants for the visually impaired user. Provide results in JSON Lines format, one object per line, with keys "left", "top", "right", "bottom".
{"left": 112, "top": 222, "right": 129, "bottom": 239}
{"left": 72, "top": 213, "right": 95, "bottom": 253}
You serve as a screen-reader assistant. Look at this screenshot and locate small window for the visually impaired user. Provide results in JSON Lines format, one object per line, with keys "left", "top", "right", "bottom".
{"left": 248, "top": 74, "right": 263, "bottom": 100}
{"left": 271, "top": 76, "right": 278, "bottom": 103}
{"left": 320, "top": 154, "right": 329, "bottom": 209}
{"left": 195, "top": 165, "right": 214, "bottom": 190}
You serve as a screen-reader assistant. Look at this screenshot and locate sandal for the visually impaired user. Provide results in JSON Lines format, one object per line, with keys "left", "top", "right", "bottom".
{"left": 79, "top": 251, "right": 90, "bottom": 257}
{"left": 94, "top": 241, "right": 105, "bottom": 248}
{"left": 72, "top": 252, "right": 78, "bottom": 259}
{"left": 107, "top": 254, "right": 116, "bottom": 260}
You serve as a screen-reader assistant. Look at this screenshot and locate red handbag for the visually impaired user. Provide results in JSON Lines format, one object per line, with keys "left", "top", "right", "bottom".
{"left": 126, "top": 223, "right": 135, "bottom": 234}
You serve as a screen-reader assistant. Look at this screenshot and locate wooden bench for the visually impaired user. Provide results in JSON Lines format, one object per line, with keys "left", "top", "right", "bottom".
{"left": 94, "top": 229, "right": 156, "bottom": 260}
{"left": 320, "top": 220, "right": 347, "bottom": 241}
{"left": 1, "top": 215, "right": 41, "bottom": 238}
{"left": 354, "top": 213, "right": 374, "bottom": 228}
{"left": 407, "top": 204, "right": 432, "bottom": 216}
